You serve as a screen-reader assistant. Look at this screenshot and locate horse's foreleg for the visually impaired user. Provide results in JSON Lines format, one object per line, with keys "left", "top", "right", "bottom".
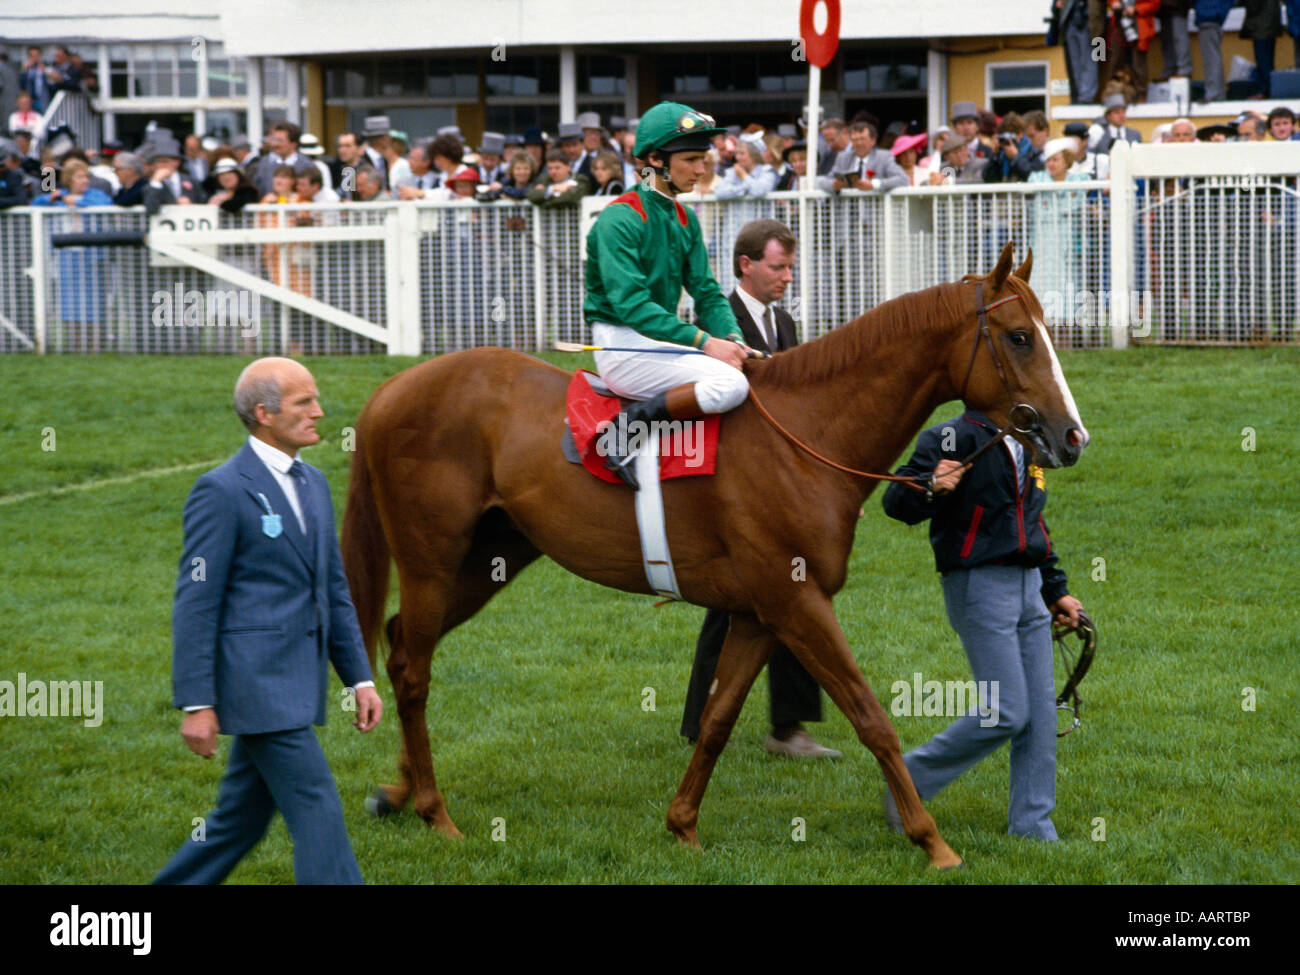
{"left": 764, "top": 594, "right": 963, "bottom": 870}
{"left": 666, "top": 612, "right": 775, "bottom": 848}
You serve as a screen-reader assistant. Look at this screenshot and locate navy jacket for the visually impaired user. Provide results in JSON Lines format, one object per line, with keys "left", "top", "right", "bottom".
{"left": 171, "top": 441, "right": 372, "bottom": 735}
{"left": 882, "top": 411, "right": 1069, "bottom": 606}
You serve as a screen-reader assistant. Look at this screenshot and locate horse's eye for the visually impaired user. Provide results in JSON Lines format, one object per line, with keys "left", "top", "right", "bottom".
{"left": 1009, "top": 331, "right": 1031, "bottom": 347}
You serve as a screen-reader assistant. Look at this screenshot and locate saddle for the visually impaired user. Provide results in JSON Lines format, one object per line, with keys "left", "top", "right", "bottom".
{"left": 563, "top": 370, "right": 719, "bottom": 484}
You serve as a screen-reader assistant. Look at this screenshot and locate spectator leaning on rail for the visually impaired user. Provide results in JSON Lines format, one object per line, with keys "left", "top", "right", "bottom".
{"left": 825, "top": 120, "right": 908, "bottom": 192}
{"left": 331, "top": 131, "right": 366, "bottom": 200}
{"left": 31, "top": 158, "right": 112, "bottom": 207}
{"left": 590, "top": 149, "right": 626, "bottom": 197}
{"left": 950, "top": 102, "right": 995, "bottom": 182}
{"left": 498, "top": 150, "right": 538, "bottom": 201}
{"left": 111, "top": 152, "right": 148, "bottom": 206}
{"left": 351, "top": 164, "right": 391, "bottom": 202}
{"left": 1064, "top": 121, "right": 1109, "bottom": 179}
{"left": 584, "top": 100, "right": 756, "bottom": 489}
{"left": 207, "top": 158, "right": 260, "bottom": 213}
{"left": 817, "top": 117, "right": 850, "bottom": 176}
{"left": 393, "top": 143, "right": 440, "bottom": 200}
{"left": 983, "top": 110, "right": 1050, "bottom": 183}
{"left": 252, "top": 121, "right": 309, "bottom": 197}
{"left": 525, "top": 149, "right": 591, "bottom": 208}
{"left": 715, "top": 132, "right": 778, "bottom": 199}
{"left": 775, "top": 139, "right": 810, "bottom": 190}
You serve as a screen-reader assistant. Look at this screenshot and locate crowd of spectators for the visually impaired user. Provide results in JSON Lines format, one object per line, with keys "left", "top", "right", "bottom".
{"left": 1051, "top": 1, "right": 1300, "bottom": 105}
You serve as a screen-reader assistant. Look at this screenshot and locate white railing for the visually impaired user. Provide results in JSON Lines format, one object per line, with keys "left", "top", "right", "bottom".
{"left": 32, "top": 90, "right": 101, "bottom": 153}
{"left": 2, "top": 157, "right": 1298, "bottom": 355}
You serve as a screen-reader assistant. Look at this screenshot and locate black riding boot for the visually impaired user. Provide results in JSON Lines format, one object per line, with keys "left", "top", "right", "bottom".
{"left": 599, "top": 391, "right": 670, "bottom": 490}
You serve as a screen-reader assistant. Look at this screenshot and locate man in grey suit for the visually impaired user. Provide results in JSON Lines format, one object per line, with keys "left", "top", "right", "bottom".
{"left": 251, "top": 121, "right": 309, "bottom": 197}
{"left": 824, "top": 120, "right": 908, "bottom": 192}
{"left": 680, "top": 219, "right": 839, "bottom": 758}
{"left": 155, "top": 357, "right": 382, "bottom": 885}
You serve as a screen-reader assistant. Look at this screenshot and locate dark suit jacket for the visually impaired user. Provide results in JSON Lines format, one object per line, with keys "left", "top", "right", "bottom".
{"left": 728, "top": 288, "right": 797, "bottom": 354}
{"left": 171, "top": 440, "right": 372, "bottom": 735}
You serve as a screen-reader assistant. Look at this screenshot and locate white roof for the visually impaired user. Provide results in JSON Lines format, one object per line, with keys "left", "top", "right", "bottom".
{"left": 0, "top": 0, "right": 218, "bottom": 43}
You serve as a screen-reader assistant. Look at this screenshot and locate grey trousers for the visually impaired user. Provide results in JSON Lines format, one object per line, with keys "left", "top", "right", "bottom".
{"left": 1198, "top": 22, "right": 1226, "bottom": 102}
{"left": 1064, "top": 10, "right": 1099, "bottom": 104}
{"left": 903, "top": 565, "right": 1058, "bottom": 840}
{"left": 1161, "top": 11, "right": 1194, "bottom": 77}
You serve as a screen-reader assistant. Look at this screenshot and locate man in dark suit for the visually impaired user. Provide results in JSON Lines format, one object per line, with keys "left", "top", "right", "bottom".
{"left": 155, "top": 357, "right": 382, "bottom": 884}
{"left": 680, "top": 219, "right": 839, "bottom": 758}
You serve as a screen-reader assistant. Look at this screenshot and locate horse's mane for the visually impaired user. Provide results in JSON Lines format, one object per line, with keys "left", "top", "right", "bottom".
{"left": 756, "top": 279, "right": 972, "bottom": 389}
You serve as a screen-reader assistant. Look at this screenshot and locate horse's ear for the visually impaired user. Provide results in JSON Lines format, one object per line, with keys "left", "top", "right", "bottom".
{"left": 989, "top": 240, "right": 1015, "bottom": 289}
{"left": 1014, "top": 248, "right": 1033, "bottom": 283}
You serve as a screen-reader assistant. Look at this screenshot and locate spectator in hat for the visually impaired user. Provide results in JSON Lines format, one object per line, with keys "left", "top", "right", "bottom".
{"left": 230, "top": 134, "right": 258, "bottom": 173}
{"left": 360, "top": 116, "right": 390, "bottom": 174}
{"left": 147, "top": 131, "right": 204, "bottom": 204}
{"left": 476, "top": 132, "right": 507, "bottom": 185}
{"left": 522, "top": 126, "right": 548, "bottom": 170}
{"left": 382, "top": 130, "right": 412, "bottom": 189}
{"left": 1064, "top": 121, "right": 1109, "bottom": 178}
{"left": 589, "top": 149, "right": 626, "bottom": 197}
{"left": 298, "top": 133, "right": 334, "bottom": 191}
{"left": 890, "top": 132, "right": 929, "bottom": 186}
{"left": 934, "top": 136, "right": 982, "bottom": 185}
{"left": 436, "top": 165, "right": 481, "bottom": 202}
{"left": 950, "top": 101, "right": 994, "bottom": 181}
{"left": 775, "top": 140, "right": 809, "bottom": 190}
{"left": 252, "top": 121, "right": 308, "bottom": 197}
{"left": 817, "top": 117, "right": 850, "bottom": 176}
{"left": 1054, "top": 0, "right": 1101, "bottom": 104}
{"left": 206, "top": 157, "right": 259, "bottom": 213}
{"left": 556, "top": 121, "right": 584, "bottom": 167}
{"left": 1240, "top": 0, "right": 1283, "bottom": 99}
{"left": 1089, "top": 93, "right": 1142, "bottom": 153}
{"left": 526, "top": 149, "right": 590, "bottom": 208}
{"left": 827, "top": 120, "right": 908, "bottom": 191}
{"left": 716, "top": 132, "right": 778, "bottom": 199}
{"left": 1267, "top": 106, "right": 1298, "bottom": 141}
{"left": 575, "top": 111, "right": 608, "bottom": 179}
{"left": 1029, "top": 137, "right": 1090, "bottom": 325}
{"left": 1194, "top": 1, "right": 1232, "bottom": 102}
{"left": 1195, "top": 122, "right": 1234, "bottom": 142}
{"left": 8, "top": 91, "right": 40, "bottom": 137}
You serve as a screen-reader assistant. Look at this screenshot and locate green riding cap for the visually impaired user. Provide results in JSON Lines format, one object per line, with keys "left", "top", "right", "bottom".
{"left": 633, "top": 101, "right": 728, "bottom": 159}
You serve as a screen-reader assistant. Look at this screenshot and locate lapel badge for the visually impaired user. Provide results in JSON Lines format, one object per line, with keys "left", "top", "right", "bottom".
{"left": 262, "top": 513, "right": 283, "bottom": 538}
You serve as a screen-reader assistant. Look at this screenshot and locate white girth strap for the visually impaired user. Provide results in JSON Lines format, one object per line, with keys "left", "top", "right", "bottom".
{"left": 633, "top": 425, "right": 682, "bottom": 601}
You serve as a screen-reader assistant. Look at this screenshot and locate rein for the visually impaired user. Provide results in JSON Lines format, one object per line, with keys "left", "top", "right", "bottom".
{"left": 747, "top": 284, "right": 1038, "bottom": 494}
{"left": 1055, "top": 610, "right": 1097, "bottom": 736}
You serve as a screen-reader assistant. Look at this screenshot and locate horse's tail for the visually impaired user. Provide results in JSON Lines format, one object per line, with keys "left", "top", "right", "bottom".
{"left": 341, "top": 424, "right": 390, "bottom": 674}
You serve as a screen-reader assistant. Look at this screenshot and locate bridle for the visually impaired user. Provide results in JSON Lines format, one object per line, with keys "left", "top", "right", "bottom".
{"left": 747, "top": 281, "right": 1042, "bottom": 494}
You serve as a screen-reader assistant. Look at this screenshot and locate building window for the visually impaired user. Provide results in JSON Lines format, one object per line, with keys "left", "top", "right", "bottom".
{"left": 486, "top": 55, "right": 557, "bottom": 97}
{"left": 986, "top": 61, "right": 1049, "bottom": 117}
{"left": 841, "top": 48, "right": 928, "bottom": 96}
{"left": 579, "top": 55, "right": 625, "bottom": 97}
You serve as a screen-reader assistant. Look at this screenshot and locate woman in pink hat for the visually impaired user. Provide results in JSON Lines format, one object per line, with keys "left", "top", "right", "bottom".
{"left": 890, "top": 132, "right": 929, "bottom": 186}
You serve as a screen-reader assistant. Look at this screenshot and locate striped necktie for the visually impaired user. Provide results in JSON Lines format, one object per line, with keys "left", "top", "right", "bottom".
{"left": 763, "top": 307, "right": 778, "bottom": 351}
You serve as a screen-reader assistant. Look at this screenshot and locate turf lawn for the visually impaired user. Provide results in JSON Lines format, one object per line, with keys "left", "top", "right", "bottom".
{"left": 0, "top": 347, "right": 1296, "bottom": 884}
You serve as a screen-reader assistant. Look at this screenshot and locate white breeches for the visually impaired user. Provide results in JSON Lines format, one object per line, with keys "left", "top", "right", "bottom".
{"left": 591, "top": 322, "right": 750, "bottom": 413}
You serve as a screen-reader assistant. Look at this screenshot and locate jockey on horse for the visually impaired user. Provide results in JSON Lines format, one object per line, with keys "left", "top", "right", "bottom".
{"left": 585, "top": 100, "right": 760, "bottom": 489}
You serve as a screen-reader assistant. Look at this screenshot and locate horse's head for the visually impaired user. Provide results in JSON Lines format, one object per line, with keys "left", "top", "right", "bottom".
{"left": 955, "top": 242, "right": 1089, "bottom": 468}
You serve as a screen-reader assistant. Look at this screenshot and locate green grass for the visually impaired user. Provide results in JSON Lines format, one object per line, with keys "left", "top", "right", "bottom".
{"left": 0, "top": 348, "right": 1297, "bottom": 884}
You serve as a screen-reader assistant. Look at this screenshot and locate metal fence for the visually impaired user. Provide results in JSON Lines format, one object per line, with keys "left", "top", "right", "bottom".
{"left": 3, "top": 144, "right": 1298, "bottom": 355}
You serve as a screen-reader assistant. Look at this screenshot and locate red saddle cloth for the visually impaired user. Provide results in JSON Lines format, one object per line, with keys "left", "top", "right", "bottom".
{"left": 565, "top": 370, "right": 719, "bottom": 484}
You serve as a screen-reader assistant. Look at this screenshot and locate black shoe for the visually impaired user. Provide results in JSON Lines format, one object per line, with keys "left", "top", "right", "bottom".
{"left": 599, "top": 392, "right": 669, "bottom": 490}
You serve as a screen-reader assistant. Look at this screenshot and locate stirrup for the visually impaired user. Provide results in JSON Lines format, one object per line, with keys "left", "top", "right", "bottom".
{"left": 605, "top": 451, "right": 640, "bottom": 490}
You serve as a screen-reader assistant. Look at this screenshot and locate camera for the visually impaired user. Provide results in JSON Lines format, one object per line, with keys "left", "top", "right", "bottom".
{"left": 998, "top": 132, "right": 1015, "bottom": 145}
{"left": 1120, "top": 14, "right": 1138, "bottom": 44}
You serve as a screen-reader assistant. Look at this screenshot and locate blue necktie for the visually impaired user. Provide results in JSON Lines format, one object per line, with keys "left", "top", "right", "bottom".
{"left": 288, "top": 461, "right": 317, "bottom": 557}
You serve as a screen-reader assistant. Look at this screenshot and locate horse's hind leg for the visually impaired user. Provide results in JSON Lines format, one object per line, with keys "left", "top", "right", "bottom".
{"left": 666, "top": 612, "right": 775, "bottom": 848}
{"left": 765, "top": 593, "right": 963, "bottom": 870}
{"left": 380, "top": 518, "right": 540, "bottom": 837}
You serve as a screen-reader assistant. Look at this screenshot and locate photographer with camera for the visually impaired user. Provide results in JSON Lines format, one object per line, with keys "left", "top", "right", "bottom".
{"left": 982, "top": 111, "right": 1050, "bottom": 183}
{"left": 1101, "top": 1, "right": 1159, "bottom": 102}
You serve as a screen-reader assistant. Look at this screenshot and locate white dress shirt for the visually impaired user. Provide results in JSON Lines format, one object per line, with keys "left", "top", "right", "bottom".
{"left": 735, "top": 285, "right": 779, "bottom": 350}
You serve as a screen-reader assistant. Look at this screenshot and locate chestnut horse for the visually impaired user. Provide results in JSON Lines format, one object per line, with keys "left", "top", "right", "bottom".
{"left": 341, "top": 242, "right": 1088, "bottom": 869}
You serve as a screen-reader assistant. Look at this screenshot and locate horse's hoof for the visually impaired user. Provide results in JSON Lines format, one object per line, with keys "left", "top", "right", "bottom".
{"left": 931, "top": 856, "right": 965, "bottom": 871}
{"left": 431, "top": 820, "right": 464, "bottom": 840}
{"left": 364, "top": 788, "right": 399, "bottom": 818}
